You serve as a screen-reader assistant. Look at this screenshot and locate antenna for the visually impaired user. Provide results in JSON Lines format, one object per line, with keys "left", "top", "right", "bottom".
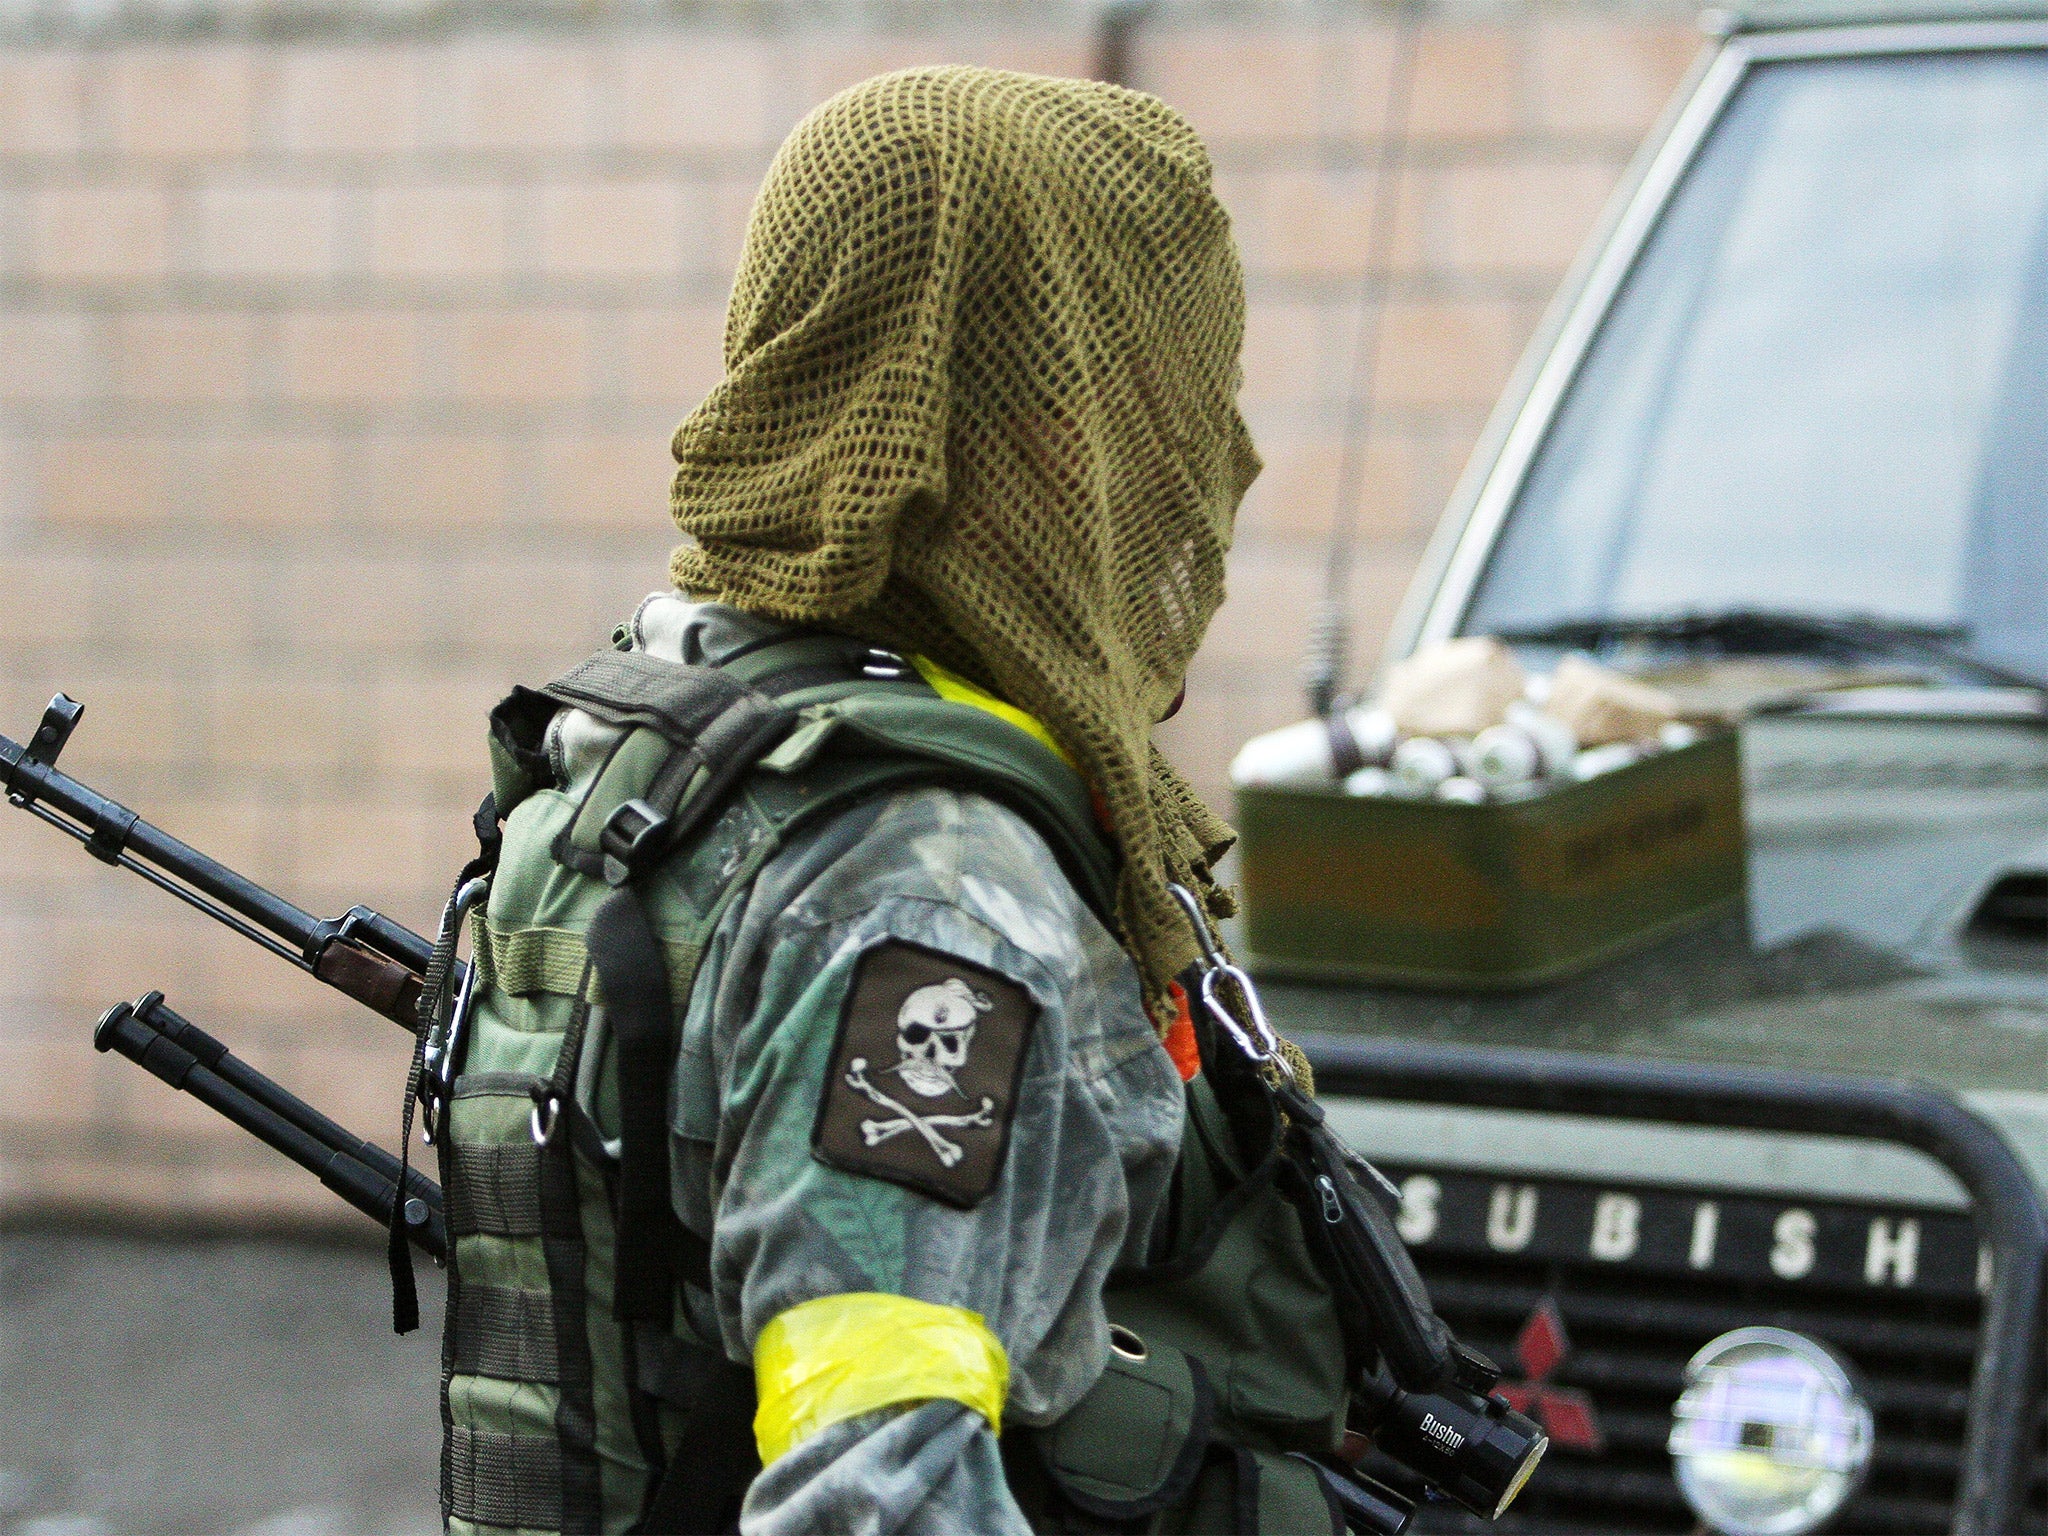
{"left": 1092, "top": 0, "right": 1156, "bottom": 86}
{"left": 1303, "top": 5, "right": 1424, "bottom": 721}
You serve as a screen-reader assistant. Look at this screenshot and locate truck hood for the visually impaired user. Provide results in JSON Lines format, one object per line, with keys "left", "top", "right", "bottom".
{"left": 1270, "top": 952, "right": 2048, "bottom": 1202}
{"left": 1265, "top": 929, "right": 2048, "bottom": 1093}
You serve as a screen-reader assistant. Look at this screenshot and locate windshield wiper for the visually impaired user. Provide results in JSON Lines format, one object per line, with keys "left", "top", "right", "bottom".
{"left": 1491, "top": 608, "right": 2048, "bottom": 696}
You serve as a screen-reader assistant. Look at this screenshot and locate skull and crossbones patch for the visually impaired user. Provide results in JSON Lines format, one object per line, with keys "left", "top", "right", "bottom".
{"left": 812, "top": 940, "right": 1038, "bottom": 1208}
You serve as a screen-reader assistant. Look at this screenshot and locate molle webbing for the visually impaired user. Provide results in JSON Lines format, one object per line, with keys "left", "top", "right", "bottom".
{"left": 445, "top": 1143, "right": 543, "bottom": 1237}
{"left": 449, "top": 1426, "right": 565, "bottom": 1531}
{"left": 469, "top": 922, "right": 591, "bottom": 1000}
{"left": 441, "top": 1075, "right": 604, "bottom": 1536}
{"left": 453, "top": 1285, "right": 560, "bottom": 1383}
{"left": 467, "top": 913, "right": 700, "bottom": 1006}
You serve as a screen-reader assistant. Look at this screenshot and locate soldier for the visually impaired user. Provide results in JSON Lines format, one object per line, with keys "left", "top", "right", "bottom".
{"left": 430, "top": 65, "right": 1348, "bottom": 1536}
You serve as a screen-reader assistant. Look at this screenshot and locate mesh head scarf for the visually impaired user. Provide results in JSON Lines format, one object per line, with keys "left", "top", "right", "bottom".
{"left": 669, "top": 65, "right": 1260, "bottom": 1026}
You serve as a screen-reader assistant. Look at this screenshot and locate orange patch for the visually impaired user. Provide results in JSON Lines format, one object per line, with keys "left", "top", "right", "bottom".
{"left": 1163, "top": 982, "right": 1201, "bottom": 1081}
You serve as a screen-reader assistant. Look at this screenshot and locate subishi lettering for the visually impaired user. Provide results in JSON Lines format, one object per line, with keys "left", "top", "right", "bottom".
{"left": 1375, "top": 1165, "right": 1982, "bottom": 1295}
{"left": 1487, "top": 1184, "right": 1539, "bottom": 1251}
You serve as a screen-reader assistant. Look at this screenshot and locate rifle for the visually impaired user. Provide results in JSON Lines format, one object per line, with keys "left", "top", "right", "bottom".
{"left": 1, "top": 692, "right": 458, "bottom": 1244}
{"left": 95, "top": 990, "right": 447, "bottom": 1259}
{"left": 0, "top": 693, "right": 450, "bottom": 1029}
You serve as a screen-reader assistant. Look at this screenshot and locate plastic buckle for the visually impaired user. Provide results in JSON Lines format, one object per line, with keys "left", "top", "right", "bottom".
{"left": 599, "top": 797, "right": 669, "bottom": 886}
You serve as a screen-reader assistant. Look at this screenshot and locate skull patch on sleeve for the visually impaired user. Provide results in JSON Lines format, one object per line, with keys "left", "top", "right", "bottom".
{"left": 812, "top": 939, "right": 1038, "bottom": 1208}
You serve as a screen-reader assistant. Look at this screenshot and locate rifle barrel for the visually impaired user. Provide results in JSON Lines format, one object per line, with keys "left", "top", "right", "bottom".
{"left": 2, "top": 729, "right": 328, "bottom": 960}
{"left": 133, "top": 992, "right": 442, "bottom": 1217}
{"left": 1, "top": 704, "right": 445, "bottom": 1029}
{"left": 94, "top": 994, "right": 446, "bottom": 1260}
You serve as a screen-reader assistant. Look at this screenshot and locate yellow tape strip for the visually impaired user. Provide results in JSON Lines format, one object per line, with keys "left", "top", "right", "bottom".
{"left": 752, "top": 1293, "right": 1009, "bottom": 1465}
{"left": 909, "top": 655, "right": 1076, "bottom": 770}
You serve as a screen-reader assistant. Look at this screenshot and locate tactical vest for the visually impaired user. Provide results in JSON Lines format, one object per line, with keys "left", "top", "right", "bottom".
{"left": 430, "top": 627, "right": 1358, "bottom": 1536}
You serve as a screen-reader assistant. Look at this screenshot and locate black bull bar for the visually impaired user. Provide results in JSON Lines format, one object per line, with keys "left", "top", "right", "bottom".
{"left": 1298, "top": 1033, "right": 2048, "bottom": 1536}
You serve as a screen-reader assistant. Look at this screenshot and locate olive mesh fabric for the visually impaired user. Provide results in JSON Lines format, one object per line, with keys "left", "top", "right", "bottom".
{"left": 669, "top": 66, "right": 1261, "bottom": 1024}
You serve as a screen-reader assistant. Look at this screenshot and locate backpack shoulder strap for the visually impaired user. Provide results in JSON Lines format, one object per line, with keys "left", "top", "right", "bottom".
{"left": 540, "top": 652, "right": 798, "bottom": 886}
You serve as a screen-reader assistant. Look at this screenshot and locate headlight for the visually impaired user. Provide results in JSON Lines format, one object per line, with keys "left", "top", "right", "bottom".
{"left": 1668, "top": 1327, "right": 1873, "bottom": 1536}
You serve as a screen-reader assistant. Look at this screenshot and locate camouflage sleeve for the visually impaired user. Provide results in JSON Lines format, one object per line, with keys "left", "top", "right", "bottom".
{"left": 668, "top": 785, "right": 1184, "bottom": 1536}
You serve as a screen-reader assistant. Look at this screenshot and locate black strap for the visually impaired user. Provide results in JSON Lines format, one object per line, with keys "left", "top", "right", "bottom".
{"left": 540, "top": 654, "right": 804, "bottom": 885}
{"left": 450, "top": 1283, "right": 559, "bottom": 1381}
{"left": 621, "top": 689, "right": 798, "bottom": 868}
{"left": 584, "top": 864, "right": 742, "bottom": 1533}
{"left": 673, "top": 1220, "right": 712, "bottom": 1294}
{"left": 391, "top": 792, "right": 501, "bottom": 1335}
{"left": 544, "top": 652, "right": 759, "bottom": 746}
{"left": 632, "top": 1334, "right": 760, "bottom": 1536}
{"left": 1234, "top": 1445, "right": 1262, "bottom": 1534}
{"left": 584, "top": 886, "right": 683, "bottom": 1324}
{"left": 470, "top": 790, "right": 504, "bottom": 868}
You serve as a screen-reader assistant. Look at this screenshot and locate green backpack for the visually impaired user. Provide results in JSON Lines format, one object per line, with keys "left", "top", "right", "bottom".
{"left": 427, "top": 625, "right": 1354, "bottom": 1536}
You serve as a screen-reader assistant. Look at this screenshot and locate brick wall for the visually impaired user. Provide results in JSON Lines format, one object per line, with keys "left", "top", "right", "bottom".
{"left": 0, "top": 9, "right": 1701, "bottom": 1225}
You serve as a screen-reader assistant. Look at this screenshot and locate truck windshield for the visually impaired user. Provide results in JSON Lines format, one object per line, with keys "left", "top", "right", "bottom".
{"left": 1464, "top": 49, "right": 2048, "bottom": 680}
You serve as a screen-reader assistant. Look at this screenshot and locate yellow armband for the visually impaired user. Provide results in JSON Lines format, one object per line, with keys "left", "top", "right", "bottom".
{"left": 752, "top": 1293, "right": 1010, "bottom": 1464}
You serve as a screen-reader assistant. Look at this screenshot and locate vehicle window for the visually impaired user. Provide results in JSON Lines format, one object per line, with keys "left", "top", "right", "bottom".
{"left": 1464, "top": 50, "right": 2048, "bottom": 677}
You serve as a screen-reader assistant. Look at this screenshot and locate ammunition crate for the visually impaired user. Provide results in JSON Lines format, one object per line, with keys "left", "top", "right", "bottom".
{"left": 1234, "top": 731, "right": 1746, "bottom": 989}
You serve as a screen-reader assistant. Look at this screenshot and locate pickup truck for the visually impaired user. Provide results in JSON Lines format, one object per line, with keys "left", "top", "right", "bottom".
{"left": 1272, "top": 4, "right": 2048, "bottom": 1532}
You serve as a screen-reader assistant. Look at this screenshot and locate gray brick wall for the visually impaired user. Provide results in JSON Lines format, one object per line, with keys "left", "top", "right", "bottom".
{"left": 0, "top": 8, "right": 1704, "bottom": 1223}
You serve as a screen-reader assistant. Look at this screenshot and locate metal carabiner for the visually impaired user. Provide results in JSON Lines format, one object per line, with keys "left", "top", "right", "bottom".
{"left": 423, "top": 959, "right": 481, "bottom": 1145}
{"left": 420, "top": 875, "right": 493, "bottom": 1141}
{"left": 1167, "top": 883, "right": 1293, "bottom": 1080}
{"left": 1199, "top": 961, "right": 1292, "bottom": 1078}
{"left": 452, "top": 874, "right": 492, "bottom": 929}
{"left": 530, "top": 1092, "right": 562, "bottom": 1148}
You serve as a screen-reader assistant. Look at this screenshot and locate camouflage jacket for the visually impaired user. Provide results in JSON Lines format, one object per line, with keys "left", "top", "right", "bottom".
{"left": 638, "top": 601, "right": 1185, "bottom": 1534}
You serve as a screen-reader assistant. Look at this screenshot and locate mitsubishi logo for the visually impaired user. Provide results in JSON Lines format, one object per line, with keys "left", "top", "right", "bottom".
{"left": 1495, "top": 1299, "right": 1605, "bottom": 1454}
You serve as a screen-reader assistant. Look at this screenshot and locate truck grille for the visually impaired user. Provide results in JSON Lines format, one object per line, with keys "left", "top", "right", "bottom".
{"left": 1299, "top": 1038, "right": 2048, "bottom": 1536}
{"left": 1392, "top": 1249, "right": 1983, "bottom": 1533}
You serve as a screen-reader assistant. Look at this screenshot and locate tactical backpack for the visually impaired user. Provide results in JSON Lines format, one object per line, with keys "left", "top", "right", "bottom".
{"left": 419, "top": 622, "right": 1359, "bottom": 1536}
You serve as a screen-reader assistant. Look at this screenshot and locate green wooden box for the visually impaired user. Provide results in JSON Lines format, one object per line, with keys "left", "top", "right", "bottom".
{"left": 1234, "top": 731, "right": 1747, "bottom": 989}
